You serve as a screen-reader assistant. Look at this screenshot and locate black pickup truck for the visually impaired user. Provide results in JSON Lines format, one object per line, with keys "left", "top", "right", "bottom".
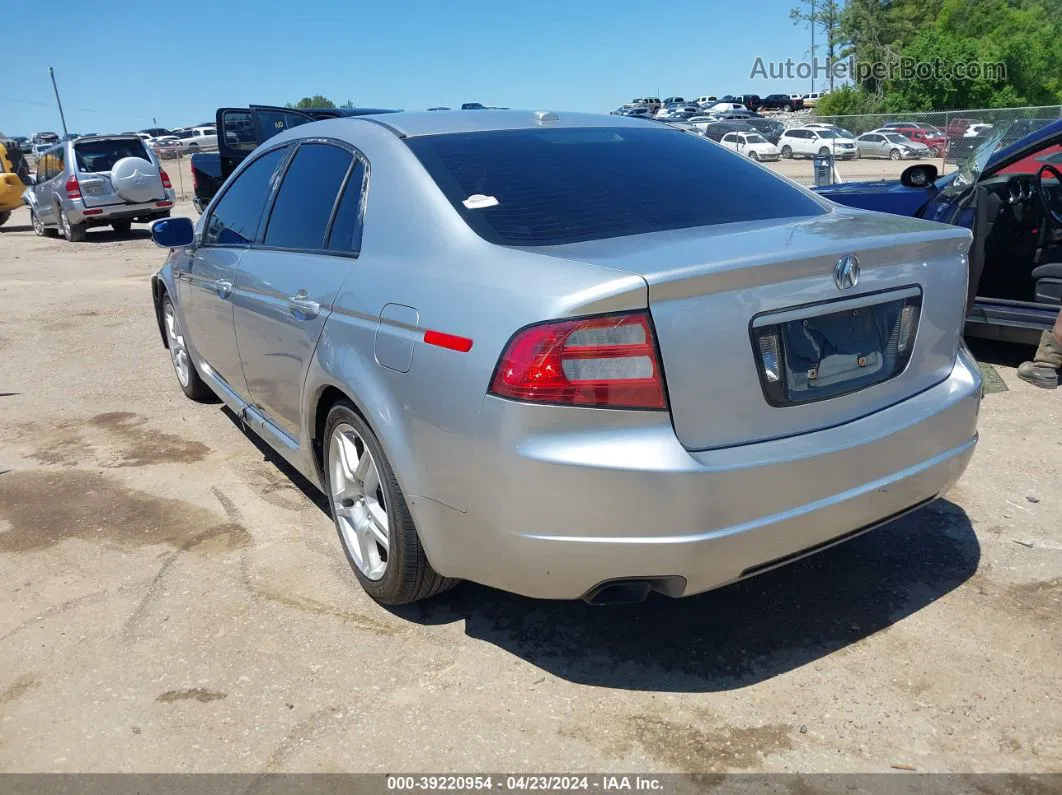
{"left": 190, "top": 104, "right": 399, "bottom": 213}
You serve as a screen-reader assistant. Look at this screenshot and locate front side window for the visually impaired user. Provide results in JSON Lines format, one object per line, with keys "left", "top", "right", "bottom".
{"left": 407, "top": 126, "right": 825, "bottom": 246}
{"left": 204, "top": 146, "right": 289, "bottom": 246}
{"left": 264, "top": 143, "right": 354, "bottom": 250}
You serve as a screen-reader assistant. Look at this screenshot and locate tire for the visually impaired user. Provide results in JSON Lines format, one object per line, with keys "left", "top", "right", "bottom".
{"left": 324, "top": 403, "right": 458, "bottom": 605}
{"left": 0, "top": 210, "right": 9, "bottom": 228}
{"left": 30, "top": 208, "right": 56, "bottom": 237}
{"left": 161, "top": 295, "right": 212, "bottom": 401}
{"left": 889, "top": 148, "right": 901, "bottom": 161}
{"left": 111, "top": 220, "right": 133, "bottom": 234}
{"left": 818, "top": 146, "right": 830, "bottom": 157}
{"left": 58, "top": 207, "right": 86, "bottom": 242}
{"left": 783, "top": 103, "right": 792, "bottom": 112}
{"left": 781, "top": 145, "right": 793, "bottom": 159}
{"left": 749, "top": 151, "right": 760, "bottom": 161}
{"left": 930, "top": 146, "right": 941, "bottom": 157}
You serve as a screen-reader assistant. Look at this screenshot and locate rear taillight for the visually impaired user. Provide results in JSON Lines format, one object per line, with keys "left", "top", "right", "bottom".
{"left": 65, "top": 175, "right": 81, "bottom": 200}
{"left": 160, "top": 168, "right": 172, "bottom": 189}
{"left": 489, "top": 311, "right": 667, "bottom": 409}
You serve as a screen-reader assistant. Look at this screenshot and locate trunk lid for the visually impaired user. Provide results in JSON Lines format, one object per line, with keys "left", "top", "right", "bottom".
{"left": 521, "top": 208, "right": 972, "bottom": 450}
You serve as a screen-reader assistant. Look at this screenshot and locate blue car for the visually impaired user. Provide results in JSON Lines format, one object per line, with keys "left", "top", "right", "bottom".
{"left": 817, "top": 120, "right": 1062, "bottom": 345}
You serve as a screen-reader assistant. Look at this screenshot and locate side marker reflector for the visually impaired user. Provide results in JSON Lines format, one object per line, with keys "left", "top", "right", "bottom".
{"left": 424, "top": 329, "right": 473, "bottom": 353}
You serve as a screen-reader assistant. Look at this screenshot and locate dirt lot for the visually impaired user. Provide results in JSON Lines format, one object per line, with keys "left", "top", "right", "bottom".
{"left": 0, "top": 202, "right": 1059, "bottom": 775}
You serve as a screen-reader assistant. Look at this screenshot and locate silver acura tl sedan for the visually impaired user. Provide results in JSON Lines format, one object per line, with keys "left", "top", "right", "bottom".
{"left": 149, "top": 110, "right": 982, "bottom": 605}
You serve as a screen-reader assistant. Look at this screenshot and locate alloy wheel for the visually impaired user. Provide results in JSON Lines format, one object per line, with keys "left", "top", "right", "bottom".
{"left": 329, "top": 424, "right": 389, "bottom": 581}
{"left": 163, "top": 302, "right": 192, "bottom": 388}
{"left": 31, "top": 210, "right": 44, "bottom": 236}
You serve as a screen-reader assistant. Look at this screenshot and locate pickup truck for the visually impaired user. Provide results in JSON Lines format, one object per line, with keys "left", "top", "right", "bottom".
{"left": 190, "top": 104, "right": 400, "bottom": 213}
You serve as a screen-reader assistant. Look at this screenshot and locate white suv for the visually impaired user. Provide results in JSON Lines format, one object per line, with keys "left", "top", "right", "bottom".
{"left": 176, "top": 126, "right": 219, "bottom": 152}
{"left": 778, "top": 127, "right": 859, "bottom": 159}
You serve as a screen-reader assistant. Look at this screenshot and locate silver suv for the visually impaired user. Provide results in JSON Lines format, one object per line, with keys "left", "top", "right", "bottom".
{"left": 24, "top": 135, "right": 176, "bottom": 241}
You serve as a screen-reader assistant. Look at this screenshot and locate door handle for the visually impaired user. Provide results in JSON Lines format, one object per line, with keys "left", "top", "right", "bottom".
{"left": 215, "top": 279, "right": 233, "bottom": 298}
{"left": 287, "top": 290, "right": 320, "bottom": 319}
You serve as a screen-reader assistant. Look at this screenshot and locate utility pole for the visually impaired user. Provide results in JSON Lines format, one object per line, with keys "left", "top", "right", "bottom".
{"left": 48, "top": 66, "right": 68, "bottom": 137}
{"left": 810, "top": 0, "right": 816, "bottom": 94}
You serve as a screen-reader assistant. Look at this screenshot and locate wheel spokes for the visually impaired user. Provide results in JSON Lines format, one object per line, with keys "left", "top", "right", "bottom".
{"left": 365, "top": 500, "right": 389, "bottom": 550}
{"left": 329, "top": 424, "right": 389, "bottom": 581}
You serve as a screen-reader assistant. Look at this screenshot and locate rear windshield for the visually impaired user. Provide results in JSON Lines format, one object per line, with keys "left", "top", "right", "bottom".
{"left": 74, "top": 138, "right": 149, "bottom": 173}
{"left": 407, "top": 127, "right": 825, "bottom": 246}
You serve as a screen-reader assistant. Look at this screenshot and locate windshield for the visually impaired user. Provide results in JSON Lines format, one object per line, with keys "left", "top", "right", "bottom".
{"left": 884, "top": 134, "right": 910, "bottom": 143}
{"left": 407, "top": 127, "right": 825, "bottom": 246}
{"left": 939, "top": 122, "right": 1012, "bottom": 197}
{"left": 816, "top": 130, "right": 841, "bottom": 139}
{"left": 744, "top": 134, "right": 767, "bottom": 144}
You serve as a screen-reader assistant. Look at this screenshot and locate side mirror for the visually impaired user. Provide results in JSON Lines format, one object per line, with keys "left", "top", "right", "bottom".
{"left": 151, "top": 216, "right": 195, "bottom": 248}
{"left": 900, "top": 163, "right": 939, "bottom": 188}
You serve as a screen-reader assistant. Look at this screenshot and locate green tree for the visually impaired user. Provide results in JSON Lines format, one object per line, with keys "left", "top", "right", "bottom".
{"left": 835, "top": 0, "right": 1062, "bottom": 111}
{"left": 286, "top": 95, "right": 336, "bottom": 110}
{"left": 815, "top": 84, "right": 886, "bottom": 116}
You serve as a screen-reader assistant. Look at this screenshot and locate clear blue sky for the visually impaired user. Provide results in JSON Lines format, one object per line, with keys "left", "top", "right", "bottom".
{"left": 3, "top": 0, "right": 820, "bottom": 136}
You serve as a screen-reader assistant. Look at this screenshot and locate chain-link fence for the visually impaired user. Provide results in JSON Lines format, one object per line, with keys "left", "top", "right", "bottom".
{"left": 811, "top": 104, "right": 1062, "bottom": 163}
{"left": 754, "top": 103, "right": 1062, "bottom": 185}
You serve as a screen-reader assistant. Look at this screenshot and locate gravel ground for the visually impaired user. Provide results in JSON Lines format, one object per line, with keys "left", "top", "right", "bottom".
{"left": 0, "top": 202, "right": 1059, "bottom": 775}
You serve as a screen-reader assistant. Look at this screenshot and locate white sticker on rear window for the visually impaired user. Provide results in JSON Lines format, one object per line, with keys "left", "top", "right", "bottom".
{"left": 462, "top": 194, "right": 499, "bottom": 209}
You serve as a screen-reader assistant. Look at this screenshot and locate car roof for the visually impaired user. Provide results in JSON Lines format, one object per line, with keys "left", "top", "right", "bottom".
{"left": 357, "top": 109, "right": 653, "bottom": 138}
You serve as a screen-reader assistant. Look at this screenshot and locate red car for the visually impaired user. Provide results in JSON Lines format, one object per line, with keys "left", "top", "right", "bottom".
{"left": 946, "top": 117, "right": 977, "bottom": 139}
{"left": 889, "top": 125, "right": 949, "bottom": 157}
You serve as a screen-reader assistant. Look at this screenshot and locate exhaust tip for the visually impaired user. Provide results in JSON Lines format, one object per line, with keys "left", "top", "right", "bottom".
{"left": 582, "top": 576, "right": 686, "bottom": 605}
{"left": 583, "top": 580, "right": 654, "bottom": 606}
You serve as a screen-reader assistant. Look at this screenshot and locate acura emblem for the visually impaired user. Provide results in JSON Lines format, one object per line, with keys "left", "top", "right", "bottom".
{"left": 834, "top": 255, "right": 860, "bottom": 290}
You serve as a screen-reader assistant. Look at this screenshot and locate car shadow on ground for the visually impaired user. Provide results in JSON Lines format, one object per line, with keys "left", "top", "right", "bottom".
{"left": 393, "top": 501, "right": 980, "bottom": 692}
{"left": 213, "top": 405, "right": 980, "bottom": 693}
{"left": 84, "top": 229, "right": 153, "bottom": 244}
{"left": 219, "top": 406, "right": 330, "bottom": 514}
{"left": 0, "top": 224, "right": 34, "bottom": 234}
{"left": 967, "top": 337, "right": 1031, "bottom": 368}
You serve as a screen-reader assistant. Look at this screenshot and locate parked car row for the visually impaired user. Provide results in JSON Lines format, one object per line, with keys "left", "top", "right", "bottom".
{"left": 614, "top": 91, "right": 818, "bottom": 119}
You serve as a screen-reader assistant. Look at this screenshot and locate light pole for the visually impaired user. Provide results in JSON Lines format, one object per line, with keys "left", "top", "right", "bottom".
{"left": 48, "top": 66, "right": 69, "bottom": 137}
{"left": 810, "top": 0, "right": 816, "bottom": 94}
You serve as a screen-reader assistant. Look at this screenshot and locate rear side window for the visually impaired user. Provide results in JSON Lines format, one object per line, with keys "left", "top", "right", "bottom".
{"left": 327, "top": 160, "right": 367, "bottom": 253}
{"left": 264, "top": 144, "right": 353, "bottom": 250}
{"left": 205, "top": 146, "right": 288, "bottom": 246}
{"left": 256, "top": 110, "right": 314, "bottom": 145}
{"left": 408, "top": 127, "right": 825, "bottom": 246}
{"left": 74, "top": 139, "right": 148, "bottom": 172}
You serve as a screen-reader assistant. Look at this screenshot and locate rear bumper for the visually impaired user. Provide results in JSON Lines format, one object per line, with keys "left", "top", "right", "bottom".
{"left": 66, "top": 190, "right": 176, "bottom": 225}
{"left": 414, "top": 350, "right": 982, "bottom": 600}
